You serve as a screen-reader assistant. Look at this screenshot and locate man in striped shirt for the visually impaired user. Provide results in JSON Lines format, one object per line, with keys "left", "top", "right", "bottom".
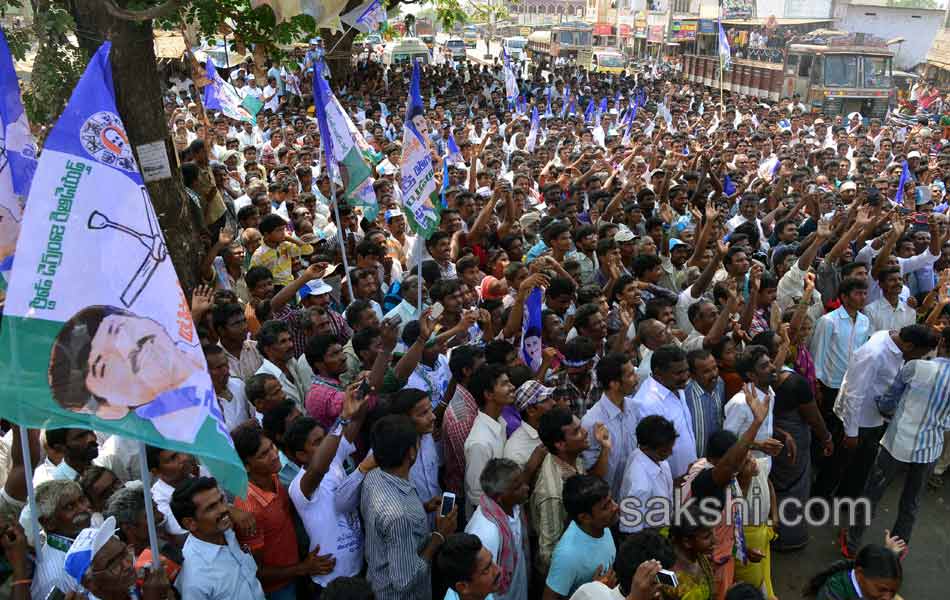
{"left": 845, "top": 326, "right": 950, "bottom": 556}
{"left": 361, "top": 415, "right": 458, "bottom": 600}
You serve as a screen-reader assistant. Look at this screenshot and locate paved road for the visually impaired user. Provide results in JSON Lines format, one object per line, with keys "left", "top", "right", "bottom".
{"left": 771, "top": 474, "right": 950, "bottom": 598}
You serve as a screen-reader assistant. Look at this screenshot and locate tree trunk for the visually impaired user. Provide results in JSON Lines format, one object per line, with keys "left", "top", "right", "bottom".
{"left": 67, "top": 0, "right": 205, "bottom": 296}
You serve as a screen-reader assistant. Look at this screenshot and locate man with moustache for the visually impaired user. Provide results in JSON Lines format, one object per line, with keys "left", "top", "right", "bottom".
{"left": 31, "top": 479, "right": 94, "bottom": 598}
{"left": 171, "top": 476, "right": 266, "bottom": 599}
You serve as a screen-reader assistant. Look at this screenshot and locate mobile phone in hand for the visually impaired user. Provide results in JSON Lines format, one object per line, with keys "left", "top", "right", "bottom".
{"left": 439, "top": 492, "right": 456, "bottom": 517}
{"left": 656, "top": 569, "right": 678, "bottom": 587}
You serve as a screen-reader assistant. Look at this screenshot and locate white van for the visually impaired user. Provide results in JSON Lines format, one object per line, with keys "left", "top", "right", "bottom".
{"left": 502, "top": 36, "right": 527, "bottom": 61}
{"left": 382, "top": 38, "right": 430, "bottom": 66}
{"left": 444, "top": 38, "right": 467, "bottom": 60}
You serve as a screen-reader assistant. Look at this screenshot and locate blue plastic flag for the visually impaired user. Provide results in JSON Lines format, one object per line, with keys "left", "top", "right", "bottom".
{"left": 724, "top": 173, "right": 736, "bottom": 196}
{"left": 520, "top": 287, "right": 543, "bottom": 371}
{"left": 896, "top": 160, "right": 911, "bottom": 205}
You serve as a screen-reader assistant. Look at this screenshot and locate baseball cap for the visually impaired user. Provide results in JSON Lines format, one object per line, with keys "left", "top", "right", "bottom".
{"left": 907, "top": 151, "right": 922, "bottom": 159}
{"left": 840, "top": 181, "right": 857, "bottom": 192}
{"left": 514, "top": 380, "right": 555, "bottom": 411}
{"left": 64, "top": 516, "right": 118, "bottom": 587}
{"left": 669, "top": 238, "right": 691, "bottom": 251}
{"left": 614, "top": 227, "right": 636, "bottom": 243}
{"left": 300, "top": 279, "right": 333, "bottom": 297}
{"left": 384, "top": 207, "right": 404, "bottom": 222}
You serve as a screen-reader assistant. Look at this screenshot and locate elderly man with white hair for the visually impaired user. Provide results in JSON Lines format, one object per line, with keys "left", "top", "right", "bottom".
{"left": 27, "top": 479, "right": 93, "bottom": 599}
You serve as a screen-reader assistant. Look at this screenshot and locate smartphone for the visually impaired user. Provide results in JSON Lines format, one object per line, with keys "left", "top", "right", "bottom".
{"left": 440, "top": 492, "right": 456, "bottom": 517}
{"left": 357, "top": 378, "right": 371, "bottom": 399}
{"left": 430, "top": 301, "right": 445, "bottom": 321}
{"left": 46, "top": 589, "right": 66, "bottom": 600}
{"left": 656, "top": 569, "right": 678, "bottom": 587}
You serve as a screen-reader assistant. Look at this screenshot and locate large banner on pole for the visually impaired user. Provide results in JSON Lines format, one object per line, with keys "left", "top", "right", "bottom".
{"left": 0, "top": 43, "right": 246, "bottom": 495}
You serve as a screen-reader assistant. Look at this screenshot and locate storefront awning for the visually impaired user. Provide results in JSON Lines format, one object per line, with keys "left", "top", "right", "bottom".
{"left": 720, "top": 18, "right": 833, "bottom": 26}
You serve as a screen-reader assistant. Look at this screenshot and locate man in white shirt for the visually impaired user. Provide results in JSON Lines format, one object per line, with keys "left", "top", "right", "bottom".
{"left": 845, "top": 326, "right": 945, "bottom": 556}
{"left": 206, "top": 345, "right": 254, "bottom": 430}
{"left": 146, "top": 445, "right": 194, "bottom": 542}
{"left": 723, "top": 345, "right": 784, "bottom": 474}
{"left": 504, "top": 381, "right": 556, "bottom": 467}
{"left": 831, "top": 325, "right": 938, "bottom": 503}
{"left": 618, "top": 416, "right": 675, "bottom": 533}
{"left": 172, "top": 477, "right": 266, "bottom": 599}
{"left": 465, "top": 458, "right": 530, "bottom": 600}
{"left": 255, "top": 320, "right": 309, "bottom": 410}
{"left": 288, "top": 383, "right": 373, "bottom": 587}
{"left": 464, "top": 364, "right": 516, "bottom": 516}
{"left": 632, "top": 345, "right": 697, "bottom": 480}
{"left": 30, "top": 479, "right": 92, "bottom": 599}
{"left": 864, "top": 267, "right": 916, "bottom": 333}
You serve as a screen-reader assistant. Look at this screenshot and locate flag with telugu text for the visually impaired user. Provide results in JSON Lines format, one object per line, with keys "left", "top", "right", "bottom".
{"left": 399, "top": 60, "right": 441, "bottom": 239}
{"left": 0, "top": 43, "right": 246, "bottom": 496}
{"left": 0, "top": 27, "right": 37, "bottom": 303}
{"left": 313, "top": 61, "right": 378, "bottom": 220}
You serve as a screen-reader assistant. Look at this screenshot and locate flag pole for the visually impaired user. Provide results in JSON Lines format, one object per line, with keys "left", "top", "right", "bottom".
{"left": 416, "top": 239, "right": 424, "bottom": 318}
{"left": 136, "top": 441, "right": 163, "bottom": 567}
{"left": 331, "top": 184, "right": 356, "bottom": 303}
{"left": 17, "top": 426, "right": 41, "bottom": 561}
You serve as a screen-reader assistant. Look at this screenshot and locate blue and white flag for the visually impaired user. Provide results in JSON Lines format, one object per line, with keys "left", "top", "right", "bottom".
{"left": 313, "top": 61, "right": 378, "bottom": 219}
{"left": 718, "top": 22, "right": 732, "bottom": 71}
{"left": 0, "top": 42, "right": 246, "bottom": 495}
{"left": 896, "top": 160, "right": 912, "bottom": 205}
{"left": 724, "top": 173, "right": 736, "bottom": 196}
{"left": 758, "top": 155, "right": 781, "bottom": 180}
{"left": 400, "top": 60, "right": 441, "bottom": 238}
{"left": 520, "top": 287, "right": 543, "bottom": 372}
{"left": 503, "top": 48, "right": 519, "bottom": 105}
{"left": 0, "top": 28, "right": 37, "bottom": 298}
{"left": 440, "top": 158, "right": 449, "bottom": 208}
{"left": 545, "top": 89, "right": 553, "bottom": 117}
{"left": 203, "top": 58, "right": 256, "bottom": 125}
{"left": 584, "top": 100, "right": 595, "bottom": 123}
{"left": 340, "top": 0, "right": 388, "bottom": 33}
{"left": 621, "top": 104, "right": 638, "bottom": 146}
{"left": 445, "top": 132, "right": 463, "bottom": 166}
{"left": 526, "top": 107, "right": 540, "bottom": 153}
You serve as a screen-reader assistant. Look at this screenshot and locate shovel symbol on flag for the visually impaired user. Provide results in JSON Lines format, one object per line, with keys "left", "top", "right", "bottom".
{"left": 87, "top": 187, "right": 167, "bottom": 308}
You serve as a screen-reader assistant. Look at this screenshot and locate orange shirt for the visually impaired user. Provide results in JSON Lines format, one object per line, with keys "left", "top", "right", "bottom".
{"left": 234, "top": 474, "right": 299, "bottom": 592}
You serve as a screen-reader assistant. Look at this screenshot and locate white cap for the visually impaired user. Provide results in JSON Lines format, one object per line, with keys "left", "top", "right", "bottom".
{"left": 64, "top": 517, "right": 118, "bottom": 587}
{"left": 907, "top": 151, "right": 922, "bottom": 159}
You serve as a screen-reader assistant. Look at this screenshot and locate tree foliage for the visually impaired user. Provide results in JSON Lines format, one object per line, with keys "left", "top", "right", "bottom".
{"left": 4, "top": 0, "right": 470, "bottom": 126}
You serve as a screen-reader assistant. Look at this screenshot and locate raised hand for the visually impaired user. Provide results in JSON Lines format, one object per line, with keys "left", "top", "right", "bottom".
{"left": 743, "top": 382, "right": 770, "bottom": 424}
{"left": 816, "top": 218, "right": 833, "bottom": 239}
{"left": 593, "top": 422, "right": 613, "bottom": 452}
{"left": 190, "top": 284, "right": 214, "bottom": 315}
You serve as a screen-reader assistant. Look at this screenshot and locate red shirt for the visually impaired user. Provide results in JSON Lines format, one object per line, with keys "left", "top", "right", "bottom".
{"left": 234, "top": 474, "right": 298, "bottom": 593}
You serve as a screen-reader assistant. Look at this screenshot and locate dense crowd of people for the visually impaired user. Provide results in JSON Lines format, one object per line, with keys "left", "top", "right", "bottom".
{"left": 3, "top": 35, "right": 950, "bottom": 600}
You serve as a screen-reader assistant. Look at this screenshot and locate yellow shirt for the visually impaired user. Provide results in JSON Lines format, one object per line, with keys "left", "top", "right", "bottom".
{"left": 249, "top": 239, "right": 313, "bottom": 287}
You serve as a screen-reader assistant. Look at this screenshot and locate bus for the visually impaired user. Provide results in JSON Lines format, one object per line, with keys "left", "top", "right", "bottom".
{"left": 463, "top": 25, "right": 479, "bottom": 48}
{"left": 681, "top": 30, "right": 893, "bottom": 118}
{"left": 526, "top": 21, "right": 593, "bottom": 64}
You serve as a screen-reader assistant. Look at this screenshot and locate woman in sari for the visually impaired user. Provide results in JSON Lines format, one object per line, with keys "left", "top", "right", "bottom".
{"left": 668, "top": 514, "right": 717, "bottom": 600}
{"left": 752, "top": 329, "right": 833, "bottom": 552}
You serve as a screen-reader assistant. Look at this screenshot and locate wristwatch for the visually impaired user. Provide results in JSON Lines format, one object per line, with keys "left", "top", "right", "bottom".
{"left": 332, "top": 417, "right": 350, "bottom": 435}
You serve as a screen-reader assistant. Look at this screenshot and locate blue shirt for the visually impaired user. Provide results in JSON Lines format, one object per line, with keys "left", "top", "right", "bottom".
{"left": 175, "top": 529, "right": 265, "bottom": 600}
{"left": 580, "top": 394, "right": 638, "bottom": 500}
{"left": 810, "top": 306, "right": 870, "bottom": 390}
{"left": 880, "top": 358, "right": 950, "bottom": 464}
{"left": 545, "top": 521, "right": 616, "bottom": 597}
{"left": 684, "top": 378, "right": 725, "bottom": 457}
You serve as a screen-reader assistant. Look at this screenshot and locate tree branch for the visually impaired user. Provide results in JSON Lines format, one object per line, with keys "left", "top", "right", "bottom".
{"left": 102, "top": 0, "right": 179, "bottom": 22}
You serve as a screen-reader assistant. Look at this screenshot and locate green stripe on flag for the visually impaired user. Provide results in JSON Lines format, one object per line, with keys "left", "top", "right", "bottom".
{"left": 0, "top": 315, "right": 248, "bottom": 496}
